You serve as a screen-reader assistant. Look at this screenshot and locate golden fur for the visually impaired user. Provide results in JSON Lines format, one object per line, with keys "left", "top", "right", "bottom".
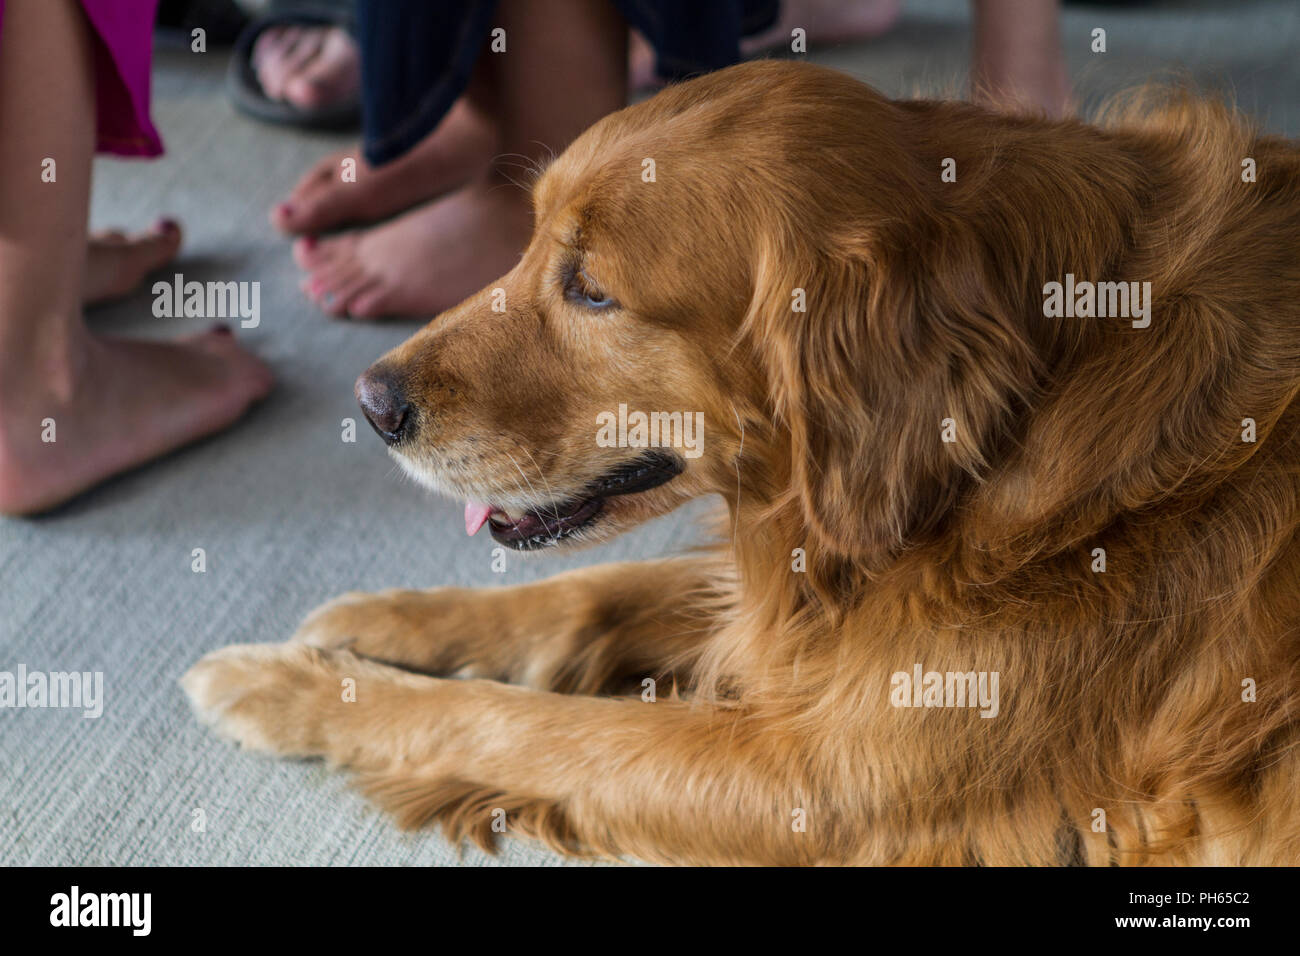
{"left": 183, "top": 62, "right": 1300, "bottom": 865}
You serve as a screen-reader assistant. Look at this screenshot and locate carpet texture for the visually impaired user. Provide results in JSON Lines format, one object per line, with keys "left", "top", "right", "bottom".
{"left": 2, "top": 0, "right": 1296, "bottom": 866}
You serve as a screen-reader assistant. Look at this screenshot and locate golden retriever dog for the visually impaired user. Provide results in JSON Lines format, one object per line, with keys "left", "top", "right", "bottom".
{"left": 182, "top": 61, "right": 1300, "bottom": 865}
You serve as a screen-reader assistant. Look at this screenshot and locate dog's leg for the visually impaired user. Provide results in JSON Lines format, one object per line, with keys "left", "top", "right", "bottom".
{"left": 181, "top": 642, "right": 827, "bottom": 865}
{"left": 291, "top": 557, "right": 727, "bottom": 693}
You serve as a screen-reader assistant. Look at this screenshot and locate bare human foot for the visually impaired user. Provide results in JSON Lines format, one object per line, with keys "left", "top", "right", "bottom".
{"left": 740, "top": 0, "right": 901, "bottom": 54}
{"left": 270, "top": 93, "right": 499, "bottom": 236}
{"left": 291, "top": 175, "right": 533, "bottom": 319}
{"left": 0, "top": 327, "right": 274, "bottom": 515}
{"left": 251, "top": 24, "right": 360, "bottom": 112}
{"left": 82, "top": 219, "right": 183, "bottom": 306}
{"left": 0, "top": 0, "right": 273, "bottom": 517}
{"left": 285, "top": 0, "right": 622, "bottom": 320}
{"left": 629, "top": 0, "right": 902, "bottom": 89}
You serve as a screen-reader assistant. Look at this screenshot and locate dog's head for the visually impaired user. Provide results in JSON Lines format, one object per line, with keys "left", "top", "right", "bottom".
{"left": 357, "top": 61, "right": 1291, "bottom": 577}
{"left": 355, "top": 61, "right": 1030, "bottom": 562}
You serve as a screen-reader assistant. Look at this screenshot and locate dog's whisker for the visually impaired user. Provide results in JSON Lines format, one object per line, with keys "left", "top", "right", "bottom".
{"left": 502, "top": 450, "right": 563, "bottom": 522}
{"left": 518, "top": 446, "right": 560, "bottom": 514}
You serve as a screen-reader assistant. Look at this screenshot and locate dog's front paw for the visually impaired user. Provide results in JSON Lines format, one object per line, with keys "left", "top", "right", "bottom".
{"left": 288, "top": 589, "right": 463, "bottom": 674}
{"left": 289, "top": 591, "right": 378, "bottom": 651}
{"left": 180, "top": 643, "right": 350, "bottom": 757}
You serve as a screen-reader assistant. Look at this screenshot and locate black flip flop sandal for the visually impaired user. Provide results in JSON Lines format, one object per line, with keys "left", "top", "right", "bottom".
{"left": 226, "top": 1, "right": 360, "bottom": 131}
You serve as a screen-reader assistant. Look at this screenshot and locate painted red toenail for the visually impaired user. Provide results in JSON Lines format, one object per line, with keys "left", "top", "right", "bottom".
{"left": 155, "top": 218, "right": 180, "bottom": 234}
{"left": 278, "top": 203, "right": 294, "bottom": 219}
{"left": 210, "top": 323, "right": 233, "bottom": 336}
{"left": 302, "top": 235, "right": 317, "bottom": 250}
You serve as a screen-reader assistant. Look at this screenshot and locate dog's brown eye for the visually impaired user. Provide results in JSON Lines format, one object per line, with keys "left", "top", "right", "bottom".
{"left": 566, "top": 270, "right": 616, "bottom": 310}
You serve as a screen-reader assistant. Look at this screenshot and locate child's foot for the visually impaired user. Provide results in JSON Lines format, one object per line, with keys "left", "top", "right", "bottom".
{"left": 629, "top": 0, "right": 901, "bottom": 90}
{"left": 270, "top": 96, "right": 499, "bottom": 236}
{"left": 82, "top": 220, "right": 183, "bottom": 305}
{"left": 291, "top": 176, "right": 533, "bottom": 319}
{"left": 251, "top": 24, "right": 360, "bottom": 111}
{"left": 740, "top": 0, "right": 901, "bottom": 54}
{"left": 0, "top": 327, "right": 274, "bottom": 515}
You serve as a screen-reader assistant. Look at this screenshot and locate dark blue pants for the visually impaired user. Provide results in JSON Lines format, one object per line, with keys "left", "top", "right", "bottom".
{"left": 357, "top": 0, "right": 779, "bottom": 166}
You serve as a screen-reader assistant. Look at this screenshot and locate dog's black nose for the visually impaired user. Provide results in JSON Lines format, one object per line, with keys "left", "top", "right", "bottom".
{"left": 355, "top": 369, "right": 412, "bottom": 445}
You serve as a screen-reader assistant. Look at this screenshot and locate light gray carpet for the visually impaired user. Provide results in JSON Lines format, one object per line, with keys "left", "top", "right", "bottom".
{"left": 1, "top": 0, "right": 1296, "bottom": 866}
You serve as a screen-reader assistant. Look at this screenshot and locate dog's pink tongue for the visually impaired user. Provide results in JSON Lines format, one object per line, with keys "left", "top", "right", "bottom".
{"left": 464, "top": 501, "right": 493, "bottom": 537}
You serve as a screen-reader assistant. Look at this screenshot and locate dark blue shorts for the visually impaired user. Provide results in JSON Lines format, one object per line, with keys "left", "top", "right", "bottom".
{"left": 357, "top": 0, "right": 779, "bottom": 166}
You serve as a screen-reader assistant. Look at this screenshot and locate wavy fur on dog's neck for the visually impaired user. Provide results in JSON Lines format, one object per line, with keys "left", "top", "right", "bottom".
{"left": 682, "top": 74, "right": 1300, "bottom": 863}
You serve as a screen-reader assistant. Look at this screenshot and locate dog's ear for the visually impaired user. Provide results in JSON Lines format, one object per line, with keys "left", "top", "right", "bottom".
{"left": 745, "top": 232, "right": 1037, "bottom": 571}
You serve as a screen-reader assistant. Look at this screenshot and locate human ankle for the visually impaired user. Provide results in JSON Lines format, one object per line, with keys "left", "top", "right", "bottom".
{"left": 0, "top": 314, "right": 90, "bottom": 407}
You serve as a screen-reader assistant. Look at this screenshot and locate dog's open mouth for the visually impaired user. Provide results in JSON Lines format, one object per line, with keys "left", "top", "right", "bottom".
{"left": 463, "top": 451, "right": 683, "bottom": 551}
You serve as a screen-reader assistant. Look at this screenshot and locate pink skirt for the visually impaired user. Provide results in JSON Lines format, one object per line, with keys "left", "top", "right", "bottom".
{"left": 0, "top": 0, "right": 162, "bottom": 157}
